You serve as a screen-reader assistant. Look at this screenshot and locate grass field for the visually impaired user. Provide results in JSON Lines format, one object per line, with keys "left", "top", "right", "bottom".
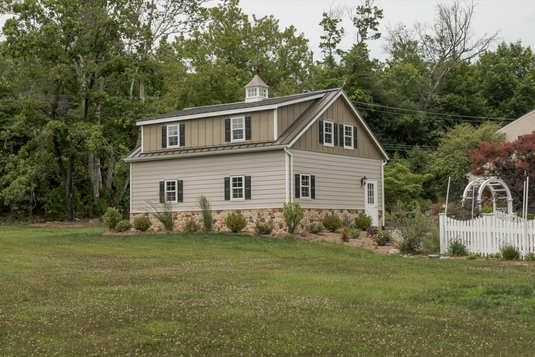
{"left": 1, "top": 226, "right": 534, "bottom": 356}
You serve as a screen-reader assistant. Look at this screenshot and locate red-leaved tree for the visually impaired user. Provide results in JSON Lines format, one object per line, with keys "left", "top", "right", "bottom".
{"left": 469, "top": 132, "right": 535, "bottom": 211}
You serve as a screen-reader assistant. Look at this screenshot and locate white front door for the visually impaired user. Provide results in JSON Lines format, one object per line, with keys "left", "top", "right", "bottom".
{"left": 365, "top": 179, "right": 379, "bottom": 227}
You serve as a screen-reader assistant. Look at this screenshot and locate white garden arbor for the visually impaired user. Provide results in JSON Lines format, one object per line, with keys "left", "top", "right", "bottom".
{"left": 462, "top": 177, "right": 513, "bottom": 215}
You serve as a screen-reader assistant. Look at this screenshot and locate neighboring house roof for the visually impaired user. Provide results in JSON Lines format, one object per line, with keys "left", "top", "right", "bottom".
{"left": 497, "top": 108, "right": 535, "bottom": 141}
{"left": 126, "top": 88, "right": 389, "bottom": 162}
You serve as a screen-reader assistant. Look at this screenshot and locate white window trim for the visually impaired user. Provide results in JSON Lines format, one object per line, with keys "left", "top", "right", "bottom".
{"left": 231, "top": 117, "right": 245, "bottom": 143}
{"left": 343, "top": 124, "right": 354, "bottom": 150}
{"left": 167, "top": 124, "right": 180, "bottom": 149}
{"left": 230, "top": 175, "right": 245, "bottom": 202}
{"left": 323, "top": 120, "right": 334, "bottom": 147}
{"left": 165, "top": 179, "right": 178, "bottom": 204}
{"left": 300, "top": 173, "right": 311, "bottom": 200}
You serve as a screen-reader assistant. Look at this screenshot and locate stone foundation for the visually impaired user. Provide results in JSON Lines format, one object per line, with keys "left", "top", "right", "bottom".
{"left": 130, "top": 208, "right": 383, "bottom": 234}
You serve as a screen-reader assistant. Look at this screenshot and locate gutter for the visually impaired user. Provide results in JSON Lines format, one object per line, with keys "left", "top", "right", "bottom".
{"left": 382, "top": 160, "right": 386, "bottom": 228}
{"left": 125, "top": 144, "right": 286, "bottom": 163}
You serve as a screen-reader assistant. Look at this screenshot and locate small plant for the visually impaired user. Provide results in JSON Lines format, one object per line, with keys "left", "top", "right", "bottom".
{"left": 349, "top": 228, "right": 362, "bottom": 239}
{"left": 524, "top": 252, "right": 535, "bottom": 261}
{"left": 372, "top": 230, "right": 391, "bottom": 246}
{"left": 341, "top": 215, "right": 352, "bottom": 229}
{"left": 306, "top": 223, "right": 323, "bottom": 234}
{"left": 283, "top": 202, "right": 304, "bottom": 233}
{"left": 355, "top": 213, "right": 373, "bottom": 230}
{"left": 115, "top": 220, "right": 132, "bottom": 232}
{"left": 225, "top": 213, "right": 248, "bottom": 233}
{"left": 366, "top": 226, "right": 379, "bottom": 238}
{"left": 487, "top": 252, "right": 501, "bottom": 259}
{"left": 133, "top": 216, "right": 151, "bottom": 231}
{"left": 339, "top": 226, "right": 350, "bottom": 242}
{"left": 422, "top": 230, "right": 441, "bottom": 254}
{"left": 447, "top": 239, "right": 469, "bottom": 256}
{"left": 481, "top": 203, "right": 493, "bottom": 214}
{"left": 500, "top": 244, "right": 520, "bottom": 261}
{"left": 323, "top": 214, "right": 342, "bottom": 232}
{"left": 102, "top": 207, "right": 121, "bottom": 231}
{"left": 184, "top": 218, "right": 200, "bottom": 233}
{"left": 254, "top": 221, "right": 273, "bottom": 235}
{"left": 197, "top": 195, "right": 212, "bottom": 232}
{"left": 144, "top": 198, "right": 174, "bottom": 231}
{"left": 467, "top": 253, "right": 481, "bottom": 260}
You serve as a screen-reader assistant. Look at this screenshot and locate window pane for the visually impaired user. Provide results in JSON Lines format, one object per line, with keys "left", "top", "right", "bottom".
{"left": 325, "top": 122, "right": 332, "bottom": 133}
{"left": 345, "top": 126, "right": 352, "bottom": 136}
{"left": 169, "top": 136, "right": 178, "bottom": 146}
{"left": 232, "top": 118, "right": 243, "bottom": 129}
{"left": 167, "top": 181, "right": 176, "bottom": 191}
{"left": 345, "top": 136, "right": 352, "bottom": 147}
{"left": 302, "top": 187, "right": 309, "bottom": 198}
{"left": 325, "top": 133, "right": 332, "bottom": 144}
{"left": 168, "top": 126, "right": 178, "bottom": 136}
{"left": 232, "top": 177, "right": 243, "bottom": 188}
{"left": 367, "top": 183, "right": 374, "bottom": 204}
{"left": 233, "top": 129, "right": 244, "bottom": 140}
{"left": 167, "top": 192, "right": 176, "bottom": 202}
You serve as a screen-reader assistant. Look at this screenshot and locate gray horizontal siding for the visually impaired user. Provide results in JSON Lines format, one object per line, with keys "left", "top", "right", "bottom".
{"left": 291, "top": 149, "right": 383, "bottom": 210}
{"left": 131, "top": 151, "right": 286, "bottom": 213}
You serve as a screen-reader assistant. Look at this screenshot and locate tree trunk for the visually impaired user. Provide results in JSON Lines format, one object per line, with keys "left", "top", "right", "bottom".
{"left": 88, "top": 152, "right": 101, "bottom": 207}
{"left": 139, "top": 80, "right": 145, "bottom": 104}
{"left": 66, "top": 154, "right": 75, "bottom": 221}
{"left": 106, "top": 158, "right": 114, "bottom": 190}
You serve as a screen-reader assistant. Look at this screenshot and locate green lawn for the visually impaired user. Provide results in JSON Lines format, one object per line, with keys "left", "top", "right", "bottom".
{"left": 1, "top": 226, "right": 534, "bottom": 356}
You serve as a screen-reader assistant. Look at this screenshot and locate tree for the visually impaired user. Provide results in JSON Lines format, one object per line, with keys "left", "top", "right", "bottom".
{"left": 318, "top": 8, "right": 345, "bottom": 88}
{"left": 469, "top": 132, "right": 535, "bottom": 211}
{"left": 384, "top": 163, "right": 433, "bottom": 211}
{"left": 431, "top": 122, "right": 505, "bottom": 190}
{"left": 384, "top": 0, "right": 498, "bottom": 112}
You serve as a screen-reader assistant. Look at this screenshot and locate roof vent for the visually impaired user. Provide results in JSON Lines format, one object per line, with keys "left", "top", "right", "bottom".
{"left": 244, "top": 75, "right": 269, "bottom": 103}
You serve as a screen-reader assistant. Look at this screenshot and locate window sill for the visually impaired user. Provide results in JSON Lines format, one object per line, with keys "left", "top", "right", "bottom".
{"left": 231, "top": 139, "right": 246, "bottom": 144}
{"left": 167, "top": 145, "right": 180, "bottom": 149}
{"left": 230, "top": 198, "right": 245, "bottom": 202}
{"left": 343, "top": 146, "right": 354, "bottom": 150}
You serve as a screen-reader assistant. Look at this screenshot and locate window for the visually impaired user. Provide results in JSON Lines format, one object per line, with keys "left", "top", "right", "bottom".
{"left": 247, "top": 88, "right": 257, "bottom": 98}
{"left": 165, "top": 180, "right": 177, "bottom": 203}
{"left": 231, "top": 117, "right": 245, "bottom": 142}
{"left": 301, "top": 174, "right": 310, "bottom": 199}
{"left": 344, "top": 125, "right": 353, "bottom": 149}
{"left": 167, "top": 124, "right": 179, "bottom": 148}
{"left": 324, "top": 121, "right": 334, "bottom": 146}
{"left": 259, "top": 88, "right": 267, "bottom": 97}
{"left": 231, "top": 176, "right": 244, "bottom": 201}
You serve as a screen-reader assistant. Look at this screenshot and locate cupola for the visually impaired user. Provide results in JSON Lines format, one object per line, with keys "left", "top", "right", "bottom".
{"left": 244, "top": 75, "right": 269, "bottom": 103}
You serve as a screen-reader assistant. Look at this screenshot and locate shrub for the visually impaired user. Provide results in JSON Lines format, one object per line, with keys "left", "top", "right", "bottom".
{"left": 524, "top": 252, "right": 535, "bottom": 261}
{"left": 487, "top": 252, "right": 501, "bottom": 259}
{"left": 283, "top": 202, "right": 304, "bottom": 233}
{"left": 366, "top": 226, "right": 379, "bottom": 238}
{"left": 115, "top": 220, "right": 132, "bottom": 232}
{"left": 500, "top": 244, "right": 520, "bottom": 261}
{"left": 339, "top": 226, "right": 350, "bottom": 242}
{"left": 448, "top": 239, "right": 469, "bottom": 256}
{"left": 481, "top": 203, "right": 493, "bottom": 214}
{"left": 349, "top": 228, "right": 362, "bottom": 239}
{"left": 225, "top": 213, "right": 247, "bottom": 233}
{"left": 197, "top": 195, "right": 212, "bottom": 232}
{"left": 355, "top": 213, "right": 372, "bottom": 230}
{"left": 422, "top": 230, "right": 440, "bottom": 254}
{"left": 133, "top": 216, "right": 151, "bottom": 231}
{"left": 393, "top": 209, "right": 435, "bottom": 254}
{"left": 341, "top": 215, "right": 352, "bottom": 229}
{"left": 184, "top": 218, "right": 200, "bottom": 233}
{"left": 254, "top": 221, "right": 273, "bottom": 235}
{"left": 372, "top": 230, "right": 391, "bottom": 246}
{"left": 467, "top": 253, "right": 481, "bottom": 260}
{"left": 306, "top": 223, "right": 323, "bottom": 234}
{"left": 144, "top": 198, "right": 174, "bottom": 231}
{"left": 102, "top": 207, "right": 121, "bottom": 231}
{"left": 323, "top": 214, "right": 342, "bottom": 232}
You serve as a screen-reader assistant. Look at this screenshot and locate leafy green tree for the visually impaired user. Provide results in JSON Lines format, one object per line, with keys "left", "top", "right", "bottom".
{"left": 384, "top": 163, "right": 433, "bottom": 211}
{"left": 431, "top": 122, "right": 505, "bottom": 190}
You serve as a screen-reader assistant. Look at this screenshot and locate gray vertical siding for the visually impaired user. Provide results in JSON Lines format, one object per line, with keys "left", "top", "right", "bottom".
{"left": 131, "top": 150, "right": 286, "bottom": 213}
{"left": 291, "top": 149, "right": 383, "bottom": 210}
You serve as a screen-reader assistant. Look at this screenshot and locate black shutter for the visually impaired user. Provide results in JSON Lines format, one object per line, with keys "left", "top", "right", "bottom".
{"left": 225, "top": 119, "right": 231, "bottom": 142}
{"left": 319, "top": 121, "right": 323, "bottom": 144}
{"left": 224, "top": 177, "right": 230, "bottom": 200}
{"left": 245, "top": 117, "right": 251, "bottom": 140}
{"left": 295, "top": 173, "right": 300, "bottom": 198}
{"left": 245, "top": 176, "right": 251, "bottom": 199}
{"left": 161, "top": 126, "right": 167, "bottom": 148}
{"left": 178, "top": 180, "right": 183, "bottom": 202}
{"left": 180, "top": 124, "right": 185, "bottom": 147}
{"left": 311, "top": 175, "right": 315, "bottom": 199}
{"left": 339, "top": 124, "right": 344, "bottom": 147}
{"left": 159, "top": 181, "right": 165, "bottom": 203}
{"left": 353, "top": 127, "right": 358, "bottom": 149}
{"left": 334, "top": 123, "right": 338, "bottom": 146}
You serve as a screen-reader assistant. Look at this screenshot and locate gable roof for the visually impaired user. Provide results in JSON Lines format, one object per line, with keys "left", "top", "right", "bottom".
{"left": 126, "top": 88, "right": 388, "bottom": 162}
{"left": 497, "top": 108, "right": 535, "bottom": 132}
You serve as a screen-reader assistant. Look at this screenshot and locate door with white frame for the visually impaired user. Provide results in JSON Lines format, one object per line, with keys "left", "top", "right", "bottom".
{"left": 365, "top": 179, "right": 379, "bottom": 226}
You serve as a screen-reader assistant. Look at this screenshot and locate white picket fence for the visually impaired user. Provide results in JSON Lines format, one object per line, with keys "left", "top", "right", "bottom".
{"left": 439, "top": 213, "right": 535, "bottom": 257}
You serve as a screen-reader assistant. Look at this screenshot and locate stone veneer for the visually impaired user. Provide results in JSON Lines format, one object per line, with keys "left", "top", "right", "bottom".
{"left": 130, "top": 208, "right": 383, "bottom": 234}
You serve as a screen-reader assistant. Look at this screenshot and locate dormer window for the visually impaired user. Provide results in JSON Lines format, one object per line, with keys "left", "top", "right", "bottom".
{"left": 244, "top": 74, "right": 269, "bottom": 103}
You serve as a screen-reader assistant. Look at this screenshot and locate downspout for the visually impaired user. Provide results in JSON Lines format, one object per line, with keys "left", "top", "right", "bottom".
{"left": 129, "top": 162, "right": 133, "bottom": 215}
{"left": 285, "top": 147, "right": 289, "bottom": 202}
{"left": 284, "top": 147, "right": 293, "bottom": 203}
{"left": 382, "top": 160, "right": 386, "bottom": 228}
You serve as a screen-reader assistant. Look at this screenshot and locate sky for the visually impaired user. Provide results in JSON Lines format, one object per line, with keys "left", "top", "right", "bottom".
{"left": 234, "top": 0, "right": 535, "bottom": 62}
{"left": 1, "top": 0, "right": 534, "bottom": 62}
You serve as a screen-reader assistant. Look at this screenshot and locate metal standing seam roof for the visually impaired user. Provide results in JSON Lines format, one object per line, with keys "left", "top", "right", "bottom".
{"left": 136, "top": 89, "right": 339, "bottom": 123}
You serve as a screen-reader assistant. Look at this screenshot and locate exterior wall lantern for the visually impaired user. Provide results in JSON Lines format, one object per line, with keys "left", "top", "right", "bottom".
{"left": 361, "top": 176, "right": 367, "bottom": 187}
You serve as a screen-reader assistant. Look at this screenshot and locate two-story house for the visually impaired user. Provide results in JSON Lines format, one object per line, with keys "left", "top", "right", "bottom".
{"left": 125, "top": 75, "right": 389, "bottom": 233}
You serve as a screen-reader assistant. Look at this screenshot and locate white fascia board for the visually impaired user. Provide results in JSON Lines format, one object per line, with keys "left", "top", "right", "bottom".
{"left": 125, "top": 144, "right": 287, "bottom": 162}
{"left": 136, "top": 94, "right": 326, "bottom": 126}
